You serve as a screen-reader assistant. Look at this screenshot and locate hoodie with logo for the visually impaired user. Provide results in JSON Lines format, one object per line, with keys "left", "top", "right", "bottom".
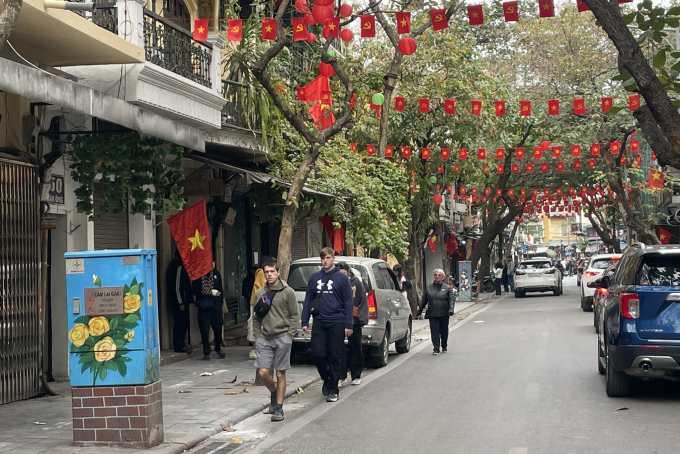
{"left": 301, "top": 267, "right": 353, "bottom": 329}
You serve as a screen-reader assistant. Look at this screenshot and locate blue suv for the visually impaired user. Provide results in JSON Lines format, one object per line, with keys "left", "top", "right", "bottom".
{"left": 596, "top": 243, "right": 680, "bottom": 397}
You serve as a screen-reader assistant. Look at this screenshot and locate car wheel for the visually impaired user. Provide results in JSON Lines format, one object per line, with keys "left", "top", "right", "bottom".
{"left": 553, "top": 287, "right": 560, "bottom": 296}
{"left": 597, "top": 335, "right": 605, "bottom": 375}
{"left": 395, "top": 319, "right": 412, "bottom": 354}
{"left": 605, "top": 342, "right": 631, "bottom": 397}
{"left": 371, "top": 331, "right": 389, "bottom": 368}
{"left": 514, "top": 291, "right": 524, "bottom": 298}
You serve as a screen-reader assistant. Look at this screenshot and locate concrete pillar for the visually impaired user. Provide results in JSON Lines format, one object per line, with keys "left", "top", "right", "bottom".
{"left": 206, "top": 33, "right": 226, "bottom": 96}
{"left": 117, "top": 0, "right": 146, "bottom": 48}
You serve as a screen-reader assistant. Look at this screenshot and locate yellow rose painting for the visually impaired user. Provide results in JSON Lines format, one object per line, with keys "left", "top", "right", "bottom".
{"left": 68, "top": 323, "right": 89, "bottom": 347}
{"left": 124, "top": 294, "right": 141, "bottom": 313}
{"left": 124, "top": 331, "right": 135, "bottom": 342}
{"left": 88, "top": 316, "right": 110, "bottom": 336}
{"left": 94, "top": 337, "right": 116, "bottom": 362}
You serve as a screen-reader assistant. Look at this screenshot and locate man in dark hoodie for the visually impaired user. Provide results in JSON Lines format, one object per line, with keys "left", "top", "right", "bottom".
{"left": 301, "top": 247, "right": 353, "bottom": 402}
{"left": 337, "top": 262, "right": 368, "bottom": 386}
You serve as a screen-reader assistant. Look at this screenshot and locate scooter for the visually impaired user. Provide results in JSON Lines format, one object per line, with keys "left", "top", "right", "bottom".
{"left": 473, "top": 270, "right": 496, "bottom": 293}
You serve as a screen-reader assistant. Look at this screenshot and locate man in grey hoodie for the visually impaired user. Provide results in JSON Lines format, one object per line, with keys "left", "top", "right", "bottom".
{"left": 252, "top": 257, "right": 300, "bottom": 422}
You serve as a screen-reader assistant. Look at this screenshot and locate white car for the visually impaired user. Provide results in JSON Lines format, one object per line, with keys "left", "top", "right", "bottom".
{"left": 514, "top": 258, "right": 563, "bottom": 297}
{"left": 580, "top": 253, "right": 620, "bottom": 311}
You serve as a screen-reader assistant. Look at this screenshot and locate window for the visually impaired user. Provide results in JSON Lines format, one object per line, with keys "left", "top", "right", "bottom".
{"left": 613, "top": 255, "right": 639, "bottom": 286}
{"left": 379, "top": 266, "right": 396, "bottom": 290}
{"left": 519, "top": 261, "right": 551, "bottom": 270}
{"left": 637, "top": 254, "right": 680, "bottom": 285}
{"left": 591, "top": 258, "right": 619, "bottom": 270}
{"left": 372, "top": 263, "right": 386, "bottom": 289}
{"left": 287, "top": 264, "right": 322, "bottom": 291}
{"left": 554, "top": 225, "right": 559, "bottom": 235}
{"left": 351, "top": 265, "right": 372, "bottom": 292}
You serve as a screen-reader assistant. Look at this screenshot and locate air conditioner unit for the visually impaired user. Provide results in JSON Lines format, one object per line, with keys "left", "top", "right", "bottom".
{"left": 22, "top": 115, "right": 40, "bottom": 156}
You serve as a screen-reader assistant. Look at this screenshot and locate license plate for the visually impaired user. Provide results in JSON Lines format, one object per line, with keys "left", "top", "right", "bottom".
{"left": 530, "top": 273, "right": 540, "bottom": 277}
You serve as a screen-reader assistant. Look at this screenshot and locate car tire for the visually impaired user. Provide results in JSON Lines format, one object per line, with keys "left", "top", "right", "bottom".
{"left": 515, "top": 291, "right": 524, "bottom": 298}
{"left": 395, "top": 319, "right": 412, "bottom": 354}
{"left": 371, "top": 331, "right": 389, "bottom": 368}
{"left": 605, "top": 343, "right": 631, "bottom": 397}
{"left": 553, "top": 287, "right": 560, "bottom": 296}
{"left": 597, "top": 335, "right": 605, "bottom": 375}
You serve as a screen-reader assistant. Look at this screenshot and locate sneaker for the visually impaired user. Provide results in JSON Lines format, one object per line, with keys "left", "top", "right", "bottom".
{"left": 442, "top": 348, "right": 448, "bottom": 353}
{"left": 322, "top": 381, "right": 329, "bottom": 397}
{"left": 249, "top": 350, "right": 257, "bottom": 360}
{"left": 269, "top": 391, "right": 277, "bottom": 414}
{"left": 338, "top": 378, "right": 348, "bottom": 388}
{"left": 216, "top": 349, "right": 225, "bottom": 359}
{"left": 202, "top": 354, "right": 211, "bottom": 361}
{"left": 326, "top": 393, "right": 338, "bottom": 402}
{"left": 270, "top": 405, "right": 284, "bottom": 422}
{"left": 433, "top": 351, "right": 439, "bottom": 356}
{"left": 351, "top": 378, "right": 361, "bottom": 385}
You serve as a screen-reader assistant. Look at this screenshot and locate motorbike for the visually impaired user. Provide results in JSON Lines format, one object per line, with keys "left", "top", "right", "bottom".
{"left": 473, "top": 270, "right": 496, "bottom": 293}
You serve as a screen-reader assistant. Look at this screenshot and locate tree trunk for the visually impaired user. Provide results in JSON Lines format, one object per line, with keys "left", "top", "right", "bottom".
{"left": 0, "top": 0, "right": 22, "bottom": 52}
{"left": 505, "top": 221, "right": 520, "bottom": 258}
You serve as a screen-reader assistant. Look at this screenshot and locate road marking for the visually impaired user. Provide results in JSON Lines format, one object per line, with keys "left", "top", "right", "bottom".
{"left": 536, "top": 350, "right": 545, "bottom": 360}
{"left": 541, "top": 331, "right": 549, "bottom": 337}
{"left": 165, "top": 380, "right": 194, "bottom": 389}
{"left": 509, "top": 448, "right": 528, "bottom": 454}
{"left": 525, "top": 382, "right": 540, "bottom": 399}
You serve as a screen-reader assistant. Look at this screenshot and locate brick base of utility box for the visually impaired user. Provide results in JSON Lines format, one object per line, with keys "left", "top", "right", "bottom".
{"left": 71, "top": 381, "right": 164, "bottom": 448}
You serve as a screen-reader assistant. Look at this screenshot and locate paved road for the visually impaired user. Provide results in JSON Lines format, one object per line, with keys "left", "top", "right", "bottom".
{"left": 195, "top": 277, "right": 680, "bottom": 454}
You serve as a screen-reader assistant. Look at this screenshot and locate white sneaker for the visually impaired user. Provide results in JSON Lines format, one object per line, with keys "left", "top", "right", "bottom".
{"left": 338, "top": 378, "right": 348, "bottom": 388}
{"left": 351, "top": 378, "right": 361, "bottom": 385}
{"left": 249, "top": 350, "right": 257, "bottom": 360}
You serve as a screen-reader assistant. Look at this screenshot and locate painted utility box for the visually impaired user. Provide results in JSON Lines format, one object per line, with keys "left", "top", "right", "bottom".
{"left": 65, "top": 249, "right": 160, "bottom": 387}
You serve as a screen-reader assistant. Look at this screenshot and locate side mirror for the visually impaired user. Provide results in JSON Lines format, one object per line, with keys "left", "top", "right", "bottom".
{"left": 601, "top": 276, "right": 610, "bottom": 289}
{"left": 587, "top": 280, "right": 601, "bottom": 289}
{"left": 401, "top": 281, "right": 413, "bottom": 291}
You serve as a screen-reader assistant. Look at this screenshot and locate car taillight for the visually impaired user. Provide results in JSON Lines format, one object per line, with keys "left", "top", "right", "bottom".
{"left": 515, "top": 270, "right": 525, "bottom": 275}
{"left": 621, "top": 293, "right": 640, "bottom": 319}
{"left": 585, "top": 271, "right": 600, "bottom": 278}
{"left": 544, "top": 269, "right": 556, "bottom": 274}
{"left": 368, "top": 290, "right": 378, "bottom": 319}
{"left": 598, "top": 288, "right": 607, "bottom": 295}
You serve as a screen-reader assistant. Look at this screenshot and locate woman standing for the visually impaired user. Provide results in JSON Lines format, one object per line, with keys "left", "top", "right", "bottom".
{"left": 417, "top": 269, "right": 456, "bottom": 355}
{"left": 501, "top": 260, "right": 509, "bottom": 293}
{"left": 493, "top": 262, "right": 503, "bottom": 296}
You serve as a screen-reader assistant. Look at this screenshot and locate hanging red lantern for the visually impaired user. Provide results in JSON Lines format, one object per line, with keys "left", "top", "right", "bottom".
{"left": 432, "top": 194, "right": 443, "bottom": 205}
{"left": 295, "top": 0, "right": 312, "bottom": 14}
{"left": 313, "top": 0, "right": 334, "bottom": 6}
{"left": 339, "top": 3, "right": 353, "bottom": 17}
{"left": 312, "top": 5, "right": 334, "bottom": 24}
{"left": 306, "top": 33, "right": 316, "bottom": 43}
{"left": 398, "top": 37, "right": 417, "bottom": 55}
{"left": 518, "top": 217, "right": 524, "bottom": 223}
{"left": 541, "top": 140, "right": 550, "bottom": 150}
{"left": 319, "top": 62, "right": 335, "bottom": 77}
{"left": 340, "top": 28, "right": 353, "bottom": 41}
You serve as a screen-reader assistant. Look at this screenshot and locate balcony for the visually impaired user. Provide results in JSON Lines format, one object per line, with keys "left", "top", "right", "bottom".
{"left": 221, "top": 80, "right": 262, "bottom": 132}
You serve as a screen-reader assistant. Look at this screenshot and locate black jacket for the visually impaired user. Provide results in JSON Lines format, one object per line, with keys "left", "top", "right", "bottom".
{"left": 350, "top": 275, "right": 369, "bottom": 326}
{"left": 193, "top": 269, "right": 224, "bottom": 309}
{"left": 417, "top": 282, "right": 455, "bottom": 317}
{"left": 166, "top": 259, "right": 193, "bottom": 308}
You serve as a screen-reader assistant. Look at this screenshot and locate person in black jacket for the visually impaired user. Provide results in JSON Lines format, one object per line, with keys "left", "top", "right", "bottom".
{"left": 166, "top": 251, "right": 194, "bottom": 353}
{"left": 337, "top": 262, "right": 369, "bottom": 386}
{"left": 417, "top": 269, "right": 456, "bottom": 355}
{"left": 193, "top": 264, "right": 225, "bottom": 360}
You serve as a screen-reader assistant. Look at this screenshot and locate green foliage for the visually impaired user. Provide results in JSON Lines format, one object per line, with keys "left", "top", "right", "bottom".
{"left": 69, "top": 133, "right": 185, "bottom": 217}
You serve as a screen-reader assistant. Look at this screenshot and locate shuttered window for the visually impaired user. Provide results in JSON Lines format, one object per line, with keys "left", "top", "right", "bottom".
{"left": 93, "top": 183, "right": 129, "bottom": 250}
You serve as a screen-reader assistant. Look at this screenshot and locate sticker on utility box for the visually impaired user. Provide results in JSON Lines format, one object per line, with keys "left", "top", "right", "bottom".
{"left": 66, "top": 259, "right": 85, "bottom": 274}
{"left": 84, "top": 287, "right": 124, "bottom": 316}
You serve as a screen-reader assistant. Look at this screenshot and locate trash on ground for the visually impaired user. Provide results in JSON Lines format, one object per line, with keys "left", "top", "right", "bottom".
{"left": 178, "top": 390, "right": 192, "bottom": 393}
{"left": 224, "top": 391, "right": 240, "bottom": 395}
{"left": 200, "top": 372, "right": 213, "bottom": 376}
{"left": 231, "top": 437, "right": 243, "bottom": 444}
{"left": 220, "top": 423, "right": 236, "bottom": 432}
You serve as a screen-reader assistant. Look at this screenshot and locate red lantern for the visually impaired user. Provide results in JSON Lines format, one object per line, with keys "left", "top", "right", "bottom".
{"left": 518, "top": 217, "right": 524, "bottom": 223}
{"left": 319, "top": 62, "right": 335, "bottom": 77}
{"left": 432, "top": 194, "right": 443, "bottom": 205}
{"left": 313, "top": 0, "right": 334, "bottom": 6}
{"left": 305, "top": 13, "right": 316, "bottom": 24}
{"left": 295, "top": 0, "right": 312, "bottom": 15}
{"left": 541, "top": 140, "right": 550, "bottom": 150}
{"left": 339, "top": 3, "right": 353, "bottom": 17}
{"left": 398, "top": 37, "right": 417, "bottom": 55}
{"left": 306, "top": 33, "right": 316, "bottom": 43}
{"left": 312, "top": 5, "right": 334, "bottom": 24}
{"left": 340, "top": 28, "right": 353, "bottom": 41}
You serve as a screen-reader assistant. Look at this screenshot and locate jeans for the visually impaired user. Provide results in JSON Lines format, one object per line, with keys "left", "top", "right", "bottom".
{"left": 508, "top": 275, "right": 515, "bottom": 292}
{"left": 311, "top": 320, "right": 346, "bottom": 395}
{"left": 340, "top": 323, "right": 364, "bottom": 380}
{"left": 197, "top": 305, "right": 223, "bottom": 356}
{"left": 172, "top": 305, "right": 190, "bottom": 351}
{"left": 429, "top": 315, "right": 449, "bottom": 352}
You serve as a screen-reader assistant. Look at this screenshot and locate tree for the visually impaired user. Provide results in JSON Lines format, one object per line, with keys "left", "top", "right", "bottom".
{"left": 0, "top": 0, "right": 22, "bottom": 52}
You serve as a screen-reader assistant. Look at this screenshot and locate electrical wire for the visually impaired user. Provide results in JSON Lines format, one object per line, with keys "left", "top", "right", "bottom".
{"left": 5, "top": 40, "right": 54, "bottom": 77}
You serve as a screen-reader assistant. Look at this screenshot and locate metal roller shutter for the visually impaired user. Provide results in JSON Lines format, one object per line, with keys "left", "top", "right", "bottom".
{"left": 290, "top": 219, "right": 308, "bottom": 261}
{"left": 93, "top": 183, "right": 129, "bottom": 250}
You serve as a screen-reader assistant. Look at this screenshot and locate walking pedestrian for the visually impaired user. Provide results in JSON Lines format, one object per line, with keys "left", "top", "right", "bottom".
{"left": 493, "top": 262, "right": 503, "bottom": 296}
{"left": 166, "top": 250, "right": 193, "bottom": 353}
{"left": 501, "top": 260, "right": 509, "bottom": 293}
{"left": 301, "top": 247, "right": 353, "bottom": 402}
{"left": 393, "top": 264, "right": 408, "bottom": 301}
{"left": 506, "top": 256, "right": 516, "bottom": 292}
{"left": 193, "top": 263, "right": 226, "bottom": 360}
{"left": 417, "top": 269, "right": 455, "bottom": 355}
{"left": 252, "top": 257, "right": 300, "bottom": 422}
{"left": 247, "top": 263, "right": 266, "bottom": 360}
{"left": 337, "top": 262, "right": 368, "bottom": 386}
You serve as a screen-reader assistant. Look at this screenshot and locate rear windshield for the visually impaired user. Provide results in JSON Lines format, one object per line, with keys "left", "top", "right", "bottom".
{"left": 638, "top": 255, "right": 680, "bottom": 286}
{"left": 287, "top": 264, "right": 372, "bottom": 292}
{"left": 519, "top": 261, "right": 551, "bottom": 270}
{"left": 591, "top": 258, "right": 618, "bottom": 269}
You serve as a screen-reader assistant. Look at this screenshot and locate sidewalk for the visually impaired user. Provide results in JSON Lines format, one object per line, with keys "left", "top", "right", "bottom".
{"left": 0, "top": 299, "right": 485, "bottom": 454}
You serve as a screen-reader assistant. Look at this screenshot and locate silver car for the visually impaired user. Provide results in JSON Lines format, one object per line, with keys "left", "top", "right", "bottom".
{"left": 286, "top": 257, "right": 412, "bottom": 367}
{"left": 514, "top": 258, "right": 563, "bottom": 297}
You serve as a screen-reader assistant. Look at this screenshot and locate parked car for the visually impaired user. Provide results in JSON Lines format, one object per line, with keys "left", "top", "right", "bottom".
{"left": 514, "top": 258, "right": 563, "bottom": 297}
{"left": 580, "top": 254, "right": 621, "bottom": 311}
{"left": 591, "top": 262, "right": 618, "bottom": 333}
{"left": 576, "top": 257, "right": 588, "bottom": 286}
{"left": 595, "top": 243, "right": 680, "bottom": 397}
{"left": 286, "top": 257, "right": 412, "bottom": 367}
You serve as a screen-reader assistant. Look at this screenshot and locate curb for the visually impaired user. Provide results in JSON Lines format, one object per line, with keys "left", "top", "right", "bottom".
{"left": 152, "top": 375, "right": 321, "bottom": 454}
{"left": 411, "top": 299, "right": 485, "bottom": 336}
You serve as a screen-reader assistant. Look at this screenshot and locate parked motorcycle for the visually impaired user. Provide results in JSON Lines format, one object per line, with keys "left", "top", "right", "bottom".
{"left": 473, "top": 270, "right": 496, "bottom": 293}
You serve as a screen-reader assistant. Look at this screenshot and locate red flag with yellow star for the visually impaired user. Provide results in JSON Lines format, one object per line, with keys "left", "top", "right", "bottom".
{"left": 467, "top": 5, "right": 484, "bottom": 25}
{"left": 548, "top": 100, "right": 559, "bottom": 115}
{"left": 227, "top": 19, "right": 243, "bottom": 41}
{"left": 657, "top": 226, "right": 672, "bottom": 244}
{"left": 648, "top": 168, "right": 665, "bottom": 189}
{"left": 591, "top": 143, "right": 600, "bottom": 156}
{"left": 193, "top": 19, "right": 209, "bottom": 41}
{"left": 445, "top": 99, "right": 456, "bottom": 114}
{"left": 402, "top": 146, "right": 411, "bottom": 159}
{"left": 396, "top": 12, "right": 411, "bottom": 34}
{"left": 167, "top": 199, "right": 213, "bottom": 281}
{"left": 631, "top": 140, "right": 639, "bottom": 152}
{"left": 495, "top": 101, "right": 506, "bottom": 116}
{"left": 538, "top": 0, "right": 554, "bottom": 17}
{"left": 478, "top": 148, "right": 487, "bottom": 160}
{"left": 395, "top": 96, "right": 405, "bottom": 111}
{"left": 601, "top": 97, "right": 613, "bottom": 112}
{"left": 262, "top": 19, "right": 277, "bottom": 40}
{"left": 516, "top": 148, "right": 525, "bottom": 159}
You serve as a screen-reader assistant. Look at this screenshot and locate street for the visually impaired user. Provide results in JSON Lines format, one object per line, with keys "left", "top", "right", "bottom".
{"left": 191, "top": 276, "right": 680, "bottom": 454}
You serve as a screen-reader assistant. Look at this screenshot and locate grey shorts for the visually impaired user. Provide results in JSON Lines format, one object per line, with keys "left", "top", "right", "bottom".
{"left": 254, "top": 335, "right": 293, "bottom": 371}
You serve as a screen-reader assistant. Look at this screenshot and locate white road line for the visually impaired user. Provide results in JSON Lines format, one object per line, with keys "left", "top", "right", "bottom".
{"left": 509, "top": 448, "right": 528, "bottom": 454}
{"left": 536, "top": 350, "right": 545, "bottom": 360}
{"left": 541, "top": 331, "right": 549, "bottom": 337}
{"left": 525, "top": 382, "right": 540, "bottom": 399}
{"left": 165, "top": 380, "right": 194, "bottom": 389}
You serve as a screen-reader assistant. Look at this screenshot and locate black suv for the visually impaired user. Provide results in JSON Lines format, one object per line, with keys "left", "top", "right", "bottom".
{"left": 595, "top": 243, "right": 680, "bottom": 396}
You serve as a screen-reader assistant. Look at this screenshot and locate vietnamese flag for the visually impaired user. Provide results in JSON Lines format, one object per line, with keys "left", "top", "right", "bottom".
{"left": 652, "top": 151, "right": 657, "bottom": 161}
{"left": 441, "top": 148, "right": 450, "bottom": 159}
{"left": 526, "top": 162, "right": 534, "bottom": 173}
{"left": 478, "top": 148, "right": 487, "bottom": 160}
{"left": 227, "top": 19, "right": 243, "bottom": 41}
{"left": 350, "top": 143, "right": 357, "bottom": 153}
{"left": 572, "top": 145, "right": 581, "bottom": 157}
{"left": 395, "top": 96, "right": 405, "bottom": 111}
{"left": 512, "top": 163, "right": 519, "bottom": 173}
{"left": 533, "top": 147, "right": 542, "bottom": 159}
{"left": 430, "top": 8, "right": 448, "bottom": 31}
{"left": 167, "top": 199, "right": 214, "bottom": 281}
{"left": 503, "top": 1, "right": 519, "bottom": 21}
{"left": 467, "top": 5, "right": 484, "bottom": 25}
{"left": 576, "top": 0, "right": 590, "bottom": 11}
{"left": 610, "top": 141, "right": 620, "bottom": 155}
{"left": 633, "top": 154, "right": 641, "bottom": 168}
{"left": 438, "top": 165, "right": 445, "bottom": 173}
{"left": 557, "top": 161, "right": 564, "bottom": 171}
{"left": 262, "top": 19, "right": 277, "bottom": 40}
{"left": 326, "top": 17, "right": 340, "bottom": 38}
{"left": 495, "top": 101, "right": 506, "bottom": 116}
{"left": 292, "top": 18, "right": 307, "bottom": 41}
{"left": 367, "top": 144, "right": 375, "bottom": 155}
{"left": 548, "top": 100, "right": 559, "bottom": 115}
{"left": 419, "top": 98, "right": 430, "bottom": 113}
{"left": 496, "top": 148, "right": 505, "bottom": 159}
{"left": 402, "top": 146, "right": 411, "bottom": 159}
{"left": 631, "top": 140, "right": 639, "bottom": 152}
{"left": 459, "top": 148, "right": 468, "bottom": 160}
{"left": 193, "top": 19, "right": 209, "bottom": 41}
{"left": 496, "top": 188, "right": 503, "bottom": 197}
{"left": 574, "top": 160, "right": 582, "bottom": 170}
{"left": 385, "top": 146, "right": 394, "bottom": 158}
{"left": 541, "top": 162, "right": 549, "bottom": 172}
{"left": 591, "top": 143, "right": 600, "bottom": 156}
{"left": 539, "top": 0, "right": 554, "bottom": 17}
{"left": 453, "top": 164, "right": 460, "bottom": 173}
{"left": 421, "top": 147, "right": 431, "bottom": 160}
{"left": 648, "top": 168, "right": 664, "bottom": 189}
{"left": 471, "top": 100, "right": 482, "bottom": 115}
{"left": 553, "top": 146, "right": 562, "bottom": 158}
{"left": 658, "top": 227, "right": 672, "bottom": 244}
{"left": 396, "top": 12, "right": 411, "bottom": 34}
{"left": 296, "top": 86, "right": 306, "bottom": 101}
{"left": 445, "top": 99, "right": 456, "bottom": 115}
{"left": 516, "top": 148, "right": 525, "bottom": 159}
{"left": 497, "top": 164, "right": 505, "bottom": 174}
{"left": 520, "top": 100, "right": 531, "bottom": 116}
{"left": 620, "top": 155, "right": 627, "bottom": 165}
{"left": 601, "top": 97, "right": 613, "bottom": 112}
{"left": 629, "top": 94, "right": 640, "bottom": 111}
{"left": 361, "top": 15, "right": 376, "bottom": 38}
{"left": 574, "top": 98, "right": 586, "bottom": 115}
{"left": 349, "top": 93, "right": 356, "bottom": 108}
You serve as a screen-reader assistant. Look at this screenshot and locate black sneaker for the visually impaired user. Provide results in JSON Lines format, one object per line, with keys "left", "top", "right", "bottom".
{"left": 269, "top": 391, "right": 277, "bottom": 413}
{"left": 326, "top": 393, "right": 338, "bottom": 402}
{"left": 216, "top": 349, "right": 225, "bottom": 358}
{"left": 442, "top": 348, "right": 448, "bottom": 353}
{"left": 202, "top": 354, "right": 211, "bottom": 360}
{"left": 271, "top": 405, "right": 284, "bottom": 422}
{"left": 322, "top": 381, "right": 329, "bottom": 397}
{"left": 433, "top": 351, "right": 439, "bottom": 356}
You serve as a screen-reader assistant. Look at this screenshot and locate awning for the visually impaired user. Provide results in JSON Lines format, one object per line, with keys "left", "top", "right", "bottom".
{"left": 187, "top": 154, "right": 336, "bottom": 198}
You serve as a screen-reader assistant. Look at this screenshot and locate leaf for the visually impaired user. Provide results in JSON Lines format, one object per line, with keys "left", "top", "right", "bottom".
{"left": 81, "top": 362, "right": 90, "bottom": 373}
{"left": 114, "top": 338, "right": 125, "bottom": 348}
{"left": 220, "top": 424, "right": 236, "bottom": 432}
{"left": 74, "top": 316, "right": 90, "bottom": 325}
{"left": 231, "top": 438, "right": 243, "bottom": 444}
{"left": 105, "top": 361, "right": 117, "bottom": 371}
{"left": 124, "top": 314, "right": 141, "bottom": 324}
{"left": 653, "top": 49, "right": 667, "bottom": 68}
{"left": 118, "top": 361, "right": 128, "bottom": 377}
{"left": 242, "top": 388, "right": 250, "bottom": 393}
{"left": 281, "top": 191, "right": 288, "bottom": 200}
{"left": 124, "top": 284, "right": 130, "bottom": 294}
{"left": 131, "top": 277, "right": 138, "bottom": 287}
{"left": 99, "top": 365, "right": 108, "bottom": 380}
{"left": 606, "top": 106, "right": 623, "bottom": 116}
{"left": 110, "top": 317, "right": 119, "bottom": 331}
{"left": 120, "top": 356, "right": 132, "bottom": 362}
{"left": 129, "top": 284, "right": 140, "bottom": 296}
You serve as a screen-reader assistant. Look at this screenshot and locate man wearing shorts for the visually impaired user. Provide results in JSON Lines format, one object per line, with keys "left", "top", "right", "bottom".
{"left": 252, "top": 257, "right": 300, "bottom": 422}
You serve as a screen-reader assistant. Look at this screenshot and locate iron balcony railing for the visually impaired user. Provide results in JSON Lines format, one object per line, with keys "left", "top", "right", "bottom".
{"left": 221, "top": 79, "right": 262, "bottom": 132}
{"left": 143, "top": 9, "right": 213, "bottom": 88}
{"left": 69, "top": 1, "right": 118, "bottom": 35}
